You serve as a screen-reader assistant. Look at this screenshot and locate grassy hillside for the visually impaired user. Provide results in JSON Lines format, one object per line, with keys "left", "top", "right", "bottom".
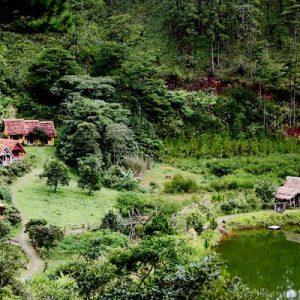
{"left": 11, "top": 147, "right": 118, "bottom": 227}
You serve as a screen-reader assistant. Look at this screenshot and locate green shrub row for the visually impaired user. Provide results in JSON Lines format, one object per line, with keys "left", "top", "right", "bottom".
{"left": 163, "top": 135, "right": 300, "bottom": 159}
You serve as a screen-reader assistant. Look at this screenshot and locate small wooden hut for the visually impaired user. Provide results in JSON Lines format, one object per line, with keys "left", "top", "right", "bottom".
{"left": 275, "top": 177, "right": 300, "bottom": 210}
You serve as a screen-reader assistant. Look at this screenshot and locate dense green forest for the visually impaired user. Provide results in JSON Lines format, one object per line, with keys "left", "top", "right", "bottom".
{"left": 0, "top": 0, "right": 299, "bottom": 299}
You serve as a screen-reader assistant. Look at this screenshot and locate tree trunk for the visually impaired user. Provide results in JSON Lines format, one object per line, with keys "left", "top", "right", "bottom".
{"left": 266, "top": 0, "right": 271, "bottom": 36}
{"left": 260, "top": 83, "right": 266, "bottom": 128}
{"left": 290, "top": 78, "right": 293, "bottom": 127}
{"left": 292, "top": 87, "right": 296, "bottom": 126}
{"left": 211, "top": 42, "right": 215, "bottom": 77}
{"left": 197, "top": 0, "right": 203, "bottom": 31}
{"left": 293, "top": 28, "right": 297, "bottom": 49}
{"left": 217, "top": 42, "right": 220, "bottom": 67}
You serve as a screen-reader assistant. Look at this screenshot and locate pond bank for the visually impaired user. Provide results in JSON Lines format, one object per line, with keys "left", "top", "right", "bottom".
{"left": 222, "top": 209, "right": 300, "bottom": 230}
{"left": 216, "top": 226, "right": 300, "bottom": 299}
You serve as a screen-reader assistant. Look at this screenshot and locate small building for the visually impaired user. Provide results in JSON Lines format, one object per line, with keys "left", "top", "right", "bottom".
{"left": 275, "top": 177, "right": 300, "bottom": 209}
{"left": 3, "top": 119, "right": 56, "bottom": 146}
{"left": 0, "top": 138, "right": 26, "bottom": 166}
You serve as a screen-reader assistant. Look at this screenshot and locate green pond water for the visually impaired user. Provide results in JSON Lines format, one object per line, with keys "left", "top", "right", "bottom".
{"left": 216, "top": 227, "right": 300, "bottom": 299}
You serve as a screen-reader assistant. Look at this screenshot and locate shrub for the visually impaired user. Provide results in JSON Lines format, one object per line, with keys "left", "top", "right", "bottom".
{"left": 4, "top": 206, "right": 21, "bottom": 226}
{"left": 208, "top": 162, "right": 236, "bottom": 177}
{"left": 164, "top": 174, "right": 198, "bottom": 193}
{"left": 116, "top": 192, "right": 145, "bottom": 216}
{"left": 25, "top": 219, "right": 63, "bottom": 249}
{"left": 0, "top": 185, "right": 12, "bottom": 203}
{"left": 81, "top": 231, "right": 128, "bottom": 260}
{"left": 186, "top": 212, "right": 205, "bottom": 234}
{"left": 143, "top": 214, "right": 175, "bottom": 236}
{"left": 0, "top": 221, "right": 11, "bottom": 239}
{"left": 245, "top": 194, "right": 262, "bottom": 211}
{"left": 7, "top": 159, "right": 31, "bottom": 178}
{"left": 220, "top": 199, "right": 239, "bottom": 214}
{"left": 255, "top": 181, "right": 275, "bottom": 203}
{"left": 209, "top": 217, "right": 218, "bottom": 230}
{"left": 103, "top": 166, "right": 140, "bottom": 191}
{"left": 211, "top": 176, "right": 254, "bottom": 191}
{"left": 100, "top": 210, "right": 120, "bottom": 231}
{"left": 134, "top": 223, "right": 144, "bottom": 238}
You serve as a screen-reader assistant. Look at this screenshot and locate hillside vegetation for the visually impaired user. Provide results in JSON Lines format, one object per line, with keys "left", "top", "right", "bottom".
{"left": 0, "top": 1, "right": 299, "bottom": 299}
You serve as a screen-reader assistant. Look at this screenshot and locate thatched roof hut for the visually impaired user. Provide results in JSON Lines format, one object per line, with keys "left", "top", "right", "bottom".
{"left": 275, "top": 177, "right": 300, "bottom": 208}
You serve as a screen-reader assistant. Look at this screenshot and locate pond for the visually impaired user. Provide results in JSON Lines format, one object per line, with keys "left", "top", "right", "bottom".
{"left": 216, "top": 227, "right": 300, "bottom": 299}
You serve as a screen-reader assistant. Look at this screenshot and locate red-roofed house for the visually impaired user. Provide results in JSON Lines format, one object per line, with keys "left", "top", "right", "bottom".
{"left": 3, "top": 119, "right": 56, "bottom": 146}
{"left": 0, "top": 138, "right": 26, "bottom": 166}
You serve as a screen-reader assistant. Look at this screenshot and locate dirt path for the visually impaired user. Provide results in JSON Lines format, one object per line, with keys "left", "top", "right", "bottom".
{"left": 14, "top": 220, "right": 44, "bottom": 282}
{"left": 11, "top": 167, "right": 45, "bottom": 281}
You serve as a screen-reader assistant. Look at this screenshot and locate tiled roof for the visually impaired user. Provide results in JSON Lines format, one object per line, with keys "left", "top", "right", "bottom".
{"left": 24, "top": 120, "right": 40, "bottom": 133}
{"left": 4, "top": 119, "right": 56, "bottom": 137}
{"left": 39, "top": 121, "right": 56, "bottom": 137}
{"left": 4, "top": 119, "right": 27, "bottom": 135}
{"left": 276, "top": 177, "right": 300, "bottom": 200}
{"left": 0, "top": 138, "right": 26, "bottom": 153}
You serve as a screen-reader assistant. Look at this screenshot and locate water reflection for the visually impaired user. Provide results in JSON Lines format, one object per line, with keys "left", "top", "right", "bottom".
{"left": 216, "top": 228, "right": 300, "bottom": 299}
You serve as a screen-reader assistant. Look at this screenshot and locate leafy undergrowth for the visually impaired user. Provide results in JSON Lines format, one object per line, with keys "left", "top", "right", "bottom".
{"left": 45, "top": 230, "right": 129, "bottom": 269}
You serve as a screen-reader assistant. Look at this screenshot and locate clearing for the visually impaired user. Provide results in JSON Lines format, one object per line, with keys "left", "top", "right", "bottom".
{"left": 11, "top": 147, "right": 118, "bottom": 228}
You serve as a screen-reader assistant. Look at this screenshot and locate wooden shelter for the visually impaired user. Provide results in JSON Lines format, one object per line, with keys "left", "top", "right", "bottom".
{"left": 119, "top": 209, "right": 150, "bottom": 239}
{"left": 275, "top": 177, "right": 300, "bottom": 210}
{"left": 3, "top": 119, "right": 56, "bottom": 145}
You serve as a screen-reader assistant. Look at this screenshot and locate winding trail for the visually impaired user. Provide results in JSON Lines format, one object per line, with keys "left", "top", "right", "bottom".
{"left": 14, "top": 220, "right": 44, "bottom": 281}
{"left": 11, "top": 166, "right": 45, "bottom": 282}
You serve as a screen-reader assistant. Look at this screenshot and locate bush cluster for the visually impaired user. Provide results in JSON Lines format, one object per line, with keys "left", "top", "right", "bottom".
{"left": 219, "top": 193, "right": 262, "bottom": 214}
{"left": 25, "top": 219, "right": 64, "bottom": 249}
{"left": 164, "top": 174, "right": 198, "bottom": 194}
{"left": 211, "top": 176, "right": 254, "bottom": 191}
{"left": 116, "top": 192, "right": 148, "bottom": 216}
{"left": 0, "top": 158, "right": 33, "bottom": 184}
{"left": 103, "top": 166, "right": 141, "bottom": 191}
{"left": 0, "top": 185, "right": 12, "bottom": 203}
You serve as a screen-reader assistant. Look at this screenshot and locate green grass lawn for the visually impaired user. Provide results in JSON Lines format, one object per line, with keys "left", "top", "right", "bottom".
{"left": 140, "top": 163, "right": 212, "bottom": 214}
{"left": 140, "top": 163, "right": 205, "bottom": 189}
{"left": 11, "top": 147, "right": 118, "bottom": 227}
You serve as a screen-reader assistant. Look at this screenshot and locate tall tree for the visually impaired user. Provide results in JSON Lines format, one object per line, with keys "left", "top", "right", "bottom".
{"left": 202, "top": 0, "right": 229, "bottom": 76}
{"left": 282, "top": 0, "right": 300, "bottom": 126}
{"left": 0, "top": 0, "right": 73, "bottom": 32}
{"left": 78, "top": 156, "right": 103, "bottom": 195}
{"left": 40, "top": 160, "right": 70, "bottom": 192}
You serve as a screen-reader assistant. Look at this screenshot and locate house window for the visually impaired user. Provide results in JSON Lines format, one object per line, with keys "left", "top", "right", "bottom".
{"left": 12, "top": 135, "right": 20, "bottom": 140}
